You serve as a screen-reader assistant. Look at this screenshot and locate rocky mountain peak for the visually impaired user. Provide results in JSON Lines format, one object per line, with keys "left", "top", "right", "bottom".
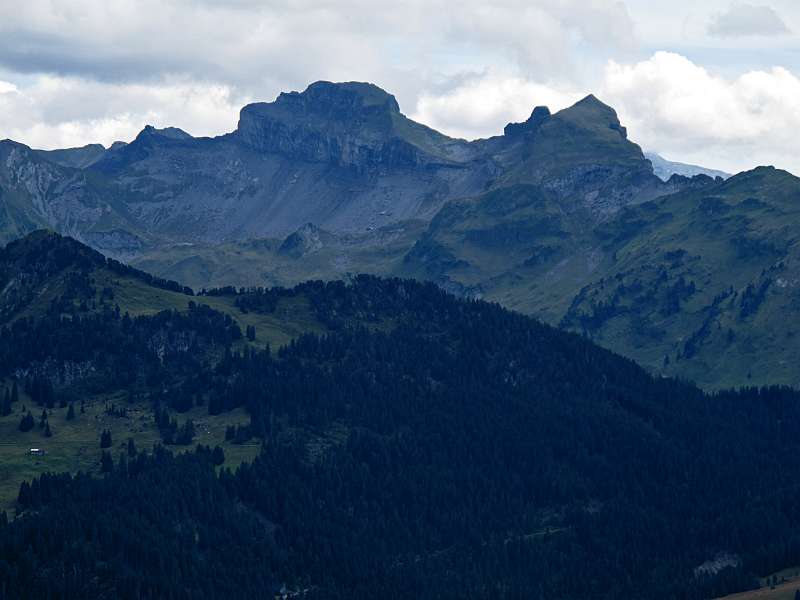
{"left": 556, "top": 94, "right": 628, "bottom": 139}
{"left": 235, "top": 81, "right": 438, "bottom": 171}
{"left": 271, "top": 81, "right": 401, "bottom": 119}
{"left": 237, "top": 80, "right": 401, "bottom": 135}
{"left": 136, "top": 125, "right": 193, "bottom": 142}
{"left": 503, "top": 105, "right": 552, "bottom": 137}
{"left": 278, "top": 223, "right": 325, "bottom": 258}
{"left": 91, "top": 125, "right": 193, "bottom": 172}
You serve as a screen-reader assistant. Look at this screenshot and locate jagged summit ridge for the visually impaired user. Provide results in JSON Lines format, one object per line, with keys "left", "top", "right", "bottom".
{"left": 0, "top": 80, "right": 703, "bottom": 251}
{"left": 136, "top": 125, "right": 193, "bottom": 141}
{"left": 503, "top": 106, "right": 552, "bottom": 137}
{"left": 259, "top": 81, "right": 401, "bottom": 118}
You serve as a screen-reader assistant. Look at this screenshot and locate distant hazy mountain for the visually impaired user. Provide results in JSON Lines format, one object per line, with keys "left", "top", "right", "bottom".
{"left": 645, "top": 151, "right": 731, "bottom": 181}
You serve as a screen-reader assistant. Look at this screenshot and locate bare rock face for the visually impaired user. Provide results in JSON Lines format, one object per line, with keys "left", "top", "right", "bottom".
{"left": 0, "top": 141, "right": 146, "bottom": 256}
{"left": 503, "top": 105, "right": 551, "bottom": 137}
{"left": 278, "top": 223, "right": 325, "bottom": 258}
{"left": 236, "top": 81, "right": 464, "bottom": 174}
{"left": 81, "top": 229, "right": 145, "bottom": 258}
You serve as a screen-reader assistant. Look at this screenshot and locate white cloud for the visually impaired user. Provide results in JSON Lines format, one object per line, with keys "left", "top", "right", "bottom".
{"left": 0, "top": 1, "right": 634, "bottom": 86}
{"left": 440, "top": 1, "right": 636, "bottom": 78}
{"left": 0, "top": 0, "right": 635, "bottom": 149}
{"left": 602, "top": 51, "right": 800, "bottom": 172}
{"left": 0, "top": 76, "right": 245, "bottom": 149}
{"left": 708, "top": 3, "right": 790, "bottom": 37}
{"left": 409, "top": 51, "right": 800, "bottom": 174}
{"left": 0, "top": 80, "right": 17, "bottom": 94}
{"left": 411, "top": 72, "right": 583, "bottom": 140}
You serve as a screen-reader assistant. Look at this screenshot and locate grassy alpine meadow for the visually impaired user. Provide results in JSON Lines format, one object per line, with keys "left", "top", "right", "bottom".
{"left": 90, "top": 269, "right": 327, "bottom": 350}
{"left": 0, "top": 383, "right": 261, "bottom": 513}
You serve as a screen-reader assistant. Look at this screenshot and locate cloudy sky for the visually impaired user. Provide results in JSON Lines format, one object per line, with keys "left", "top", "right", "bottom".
{"left": 0, "top": 0, "right": 798, "bottom": 174}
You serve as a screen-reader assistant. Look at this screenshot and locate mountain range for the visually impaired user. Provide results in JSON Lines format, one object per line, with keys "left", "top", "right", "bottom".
{"left": 2, "top": 80, "right": 797, "bottom": 389}
{"left": 0, "top": 82, "right": 666, "bottom": 249}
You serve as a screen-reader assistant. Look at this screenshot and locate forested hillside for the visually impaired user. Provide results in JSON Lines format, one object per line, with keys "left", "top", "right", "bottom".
{"left": 0, "top": 232, "right": 799, "bottom": 598}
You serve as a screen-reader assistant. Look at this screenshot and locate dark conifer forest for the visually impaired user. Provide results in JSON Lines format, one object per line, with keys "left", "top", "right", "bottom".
{"left": 0, "top": 233, "right": 800, "bottom": 598}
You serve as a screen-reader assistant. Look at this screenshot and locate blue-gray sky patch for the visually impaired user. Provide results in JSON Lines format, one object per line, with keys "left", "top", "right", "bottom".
{"left": 708, "top": 2, "right": 790, "bottom": 37}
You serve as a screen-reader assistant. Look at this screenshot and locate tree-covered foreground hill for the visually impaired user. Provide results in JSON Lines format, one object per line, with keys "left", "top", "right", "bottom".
{"left": 1, "top": 232, "right": 800, "bottom": 599}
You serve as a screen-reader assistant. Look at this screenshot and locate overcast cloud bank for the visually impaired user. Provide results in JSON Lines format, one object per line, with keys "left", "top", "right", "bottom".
{"left": 0, "top": 0, "right": 798, "bottom": 174}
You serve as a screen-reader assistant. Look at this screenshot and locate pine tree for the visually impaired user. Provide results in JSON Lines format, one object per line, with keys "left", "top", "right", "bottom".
{"left": 211, "top": 446, "right": 225, "bottom": 466}
{"left": 1, "top": 388, "right": 11, "bottom": 416}
{"left": 10, "top": 381, "right": 18, "bottom": 404}
{"left": 100, "top": 451, "right": 113, "bottom": 473}
{"left": 208, "top": 395, "right": 223, "bottom": 415}
{"left": 38, "top": 409, "right": 48, "bottom": 429}
{"left": 100, "top": 429, "right": 112, "bottom": 449}
{"left": 176, "top": 419, "right": 195, "bottom": 445}
{"left": 18, "top": 412, "right": 34, "bottom": 432}
{"left": 127, "top": 437, "right": 137, "bottom": 456}
{"left": 44, "top": 423, "right": 52, "bottom": 438}
{"left": 66, "top": 403, "right": 76, "bottom": 420}
{"left": 17, "top": 481, "right": 32, "bottom": 509}
{"left": 117, "top": 452, "right": 128, "bottom": 475}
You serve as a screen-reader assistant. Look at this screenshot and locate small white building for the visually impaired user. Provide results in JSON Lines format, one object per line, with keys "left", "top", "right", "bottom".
{"left": 29, "top": 448, "right": 45, "bottom": 456}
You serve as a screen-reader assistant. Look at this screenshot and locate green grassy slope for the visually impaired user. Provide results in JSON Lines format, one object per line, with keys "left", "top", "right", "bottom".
{"left": 400, "top": 184, "right": 607, "bottom": 321}
{"left": 131, "top": 221, "right": 426, "bottom": 291}
{"left": 400, "top": 168, "right": 800, "bottom": 389}
{"left": 0, "top": 231, "right": 327, "bottom": 348}
{"left": 99, "top": 270, "right": 325, "bottom": 349}
{"left": 0, "top": 231, "right": 335, "bottom": 507}
{"left": 560, "top": 167, "right": 800, "bottom": 388}
{"left": 0, "top": 383, "right": 259, "bottom": 511}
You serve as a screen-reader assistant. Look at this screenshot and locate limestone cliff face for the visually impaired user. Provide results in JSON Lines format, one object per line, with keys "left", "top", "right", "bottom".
{"left": 237, "top": 81, "right": 449, "bottom": 172}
